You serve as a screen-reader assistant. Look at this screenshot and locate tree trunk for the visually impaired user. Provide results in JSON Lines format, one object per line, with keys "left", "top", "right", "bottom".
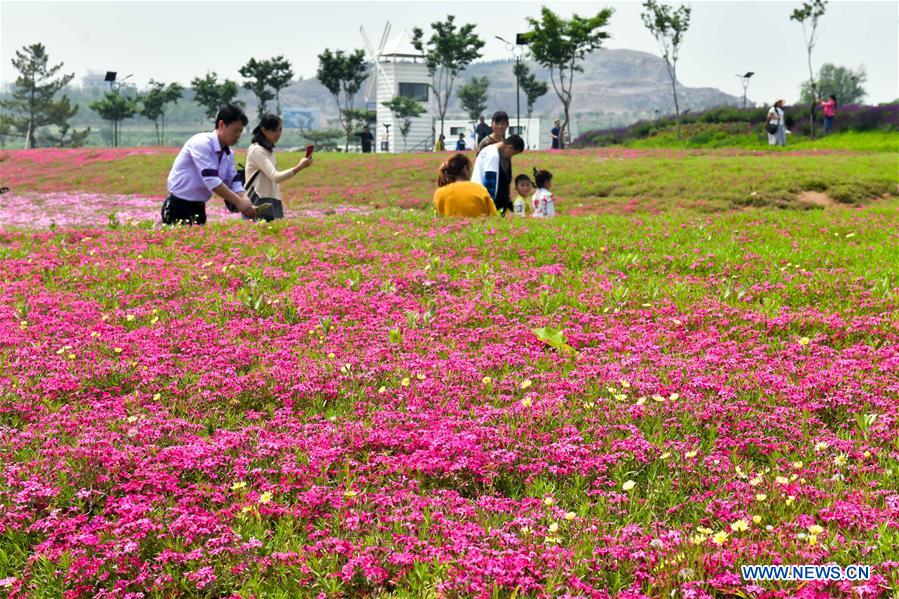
{"left": 807, "top": 50, "right": 816, "bottom": 139}
{"left": 162, "top": 112, "right": 166, "bottom": 146}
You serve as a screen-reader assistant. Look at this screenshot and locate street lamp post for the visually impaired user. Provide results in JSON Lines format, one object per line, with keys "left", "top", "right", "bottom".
{"left": 736, "top": 72, "right": 754, "bottom": 109}
{"left": 496, "top": 35, "right": 525, "bottom": 133}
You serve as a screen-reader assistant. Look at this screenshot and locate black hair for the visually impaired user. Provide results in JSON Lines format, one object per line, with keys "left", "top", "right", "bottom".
{"left": 829, "top": 94, "right": 837, "bottom": 109}
{"left": 252, "top": 114, "right": 282, "bottom": 151}
{"left": 514, "top": 173, "right": 532, "bottom": 186}
{"left": 532, "top": 168, "right": 552, "bottom": 188}
{"left": 503, "top": 134, "right": 525, "bottom": 152}
{"left": 492, "top": 111, "right": 509, "bottom": 125}
{"left": 216, "top": 105, "right": 249, "bottom": 128}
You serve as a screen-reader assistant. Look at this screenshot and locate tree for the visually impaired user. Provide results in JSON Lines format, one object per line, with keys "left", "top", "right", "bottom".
{"left": 412, "top": 15, "right": 485, "bottom": 138}
{"left": 791, "top": 0, "right": 828, "bottom": 138}
{"left": 512, "top": 63, "right": 548, "bottom": 118}
{"left": 140, "top": 80, "right": 183, "bottom": 145}
{"left": 316, "top": 48, "right": 368, "bottom": 152}
{"left": 239, "top": 58, "right": 277, "bottom": 115}
{"left": 268, "top": 56, "right": 295, "bottom": 115}
{"left": 457, "top": 77, "right": 490, "bottom": 124}
{"left": 382, "top": 96, "right": 425, "bottom": 152}
{"left": 0, "top": 42, "right": 88, "bottom": 148}
{"left": 523, "top": 6, "right": 614, "bottom": 151}
{"left": 641, "top": 0, "right": 691, "bottom": 137}
{"left": 799, "top": 63, "right": 866, "bottom": 105}
{"left": 90, "top": 91, "right": 140, "bottom": 147}
{"left": 191, "top": 72, "right": 242, "bottom": 120}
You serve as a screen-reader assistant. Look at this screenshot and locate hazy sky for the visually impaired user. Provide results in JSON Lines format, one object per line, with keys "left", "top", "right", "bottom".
{"left": 2, "top": 0, "right": 897, "bottom": 105}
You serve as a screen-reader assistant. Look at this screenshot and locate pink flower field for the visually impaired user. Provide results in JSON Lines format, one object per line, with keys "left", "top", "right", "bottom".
{"left": 0, "top": 150, "right": 897, "bottom": 598}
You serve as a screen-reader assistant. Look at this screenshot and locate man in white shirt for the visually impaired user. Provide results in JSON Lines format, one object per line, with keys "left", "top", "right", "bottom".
{"left": 163, "top": 105, "right": 260, "bottom": 225}
{"left": 472, "top": 134, "right": 525, "bottom": 216}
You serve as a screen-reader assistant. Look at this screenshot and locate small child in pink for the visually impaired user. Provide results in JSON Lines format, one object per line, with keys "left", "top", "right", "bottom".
{"left": 531, "top": 168, "right": 555, "bottom": 218}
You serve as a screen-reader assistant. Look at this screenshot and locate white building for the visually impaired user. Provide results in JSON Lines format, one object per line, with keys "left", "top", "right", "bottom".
{"left": 439, "top": 117, "right": 567, "bottom": 151}
{"left": 364, "top": 27, "right": 433, "bottom": 153}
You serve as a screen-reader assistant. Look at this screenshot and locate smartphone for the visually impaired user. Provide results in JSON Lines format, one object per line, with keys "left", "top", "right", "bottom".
{"left": 305, "top": 144, "right": 315, "bottom": 158}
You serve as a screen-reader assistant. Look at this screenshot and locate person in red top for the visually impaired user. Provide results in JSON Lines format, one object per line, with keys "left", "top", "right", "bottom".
{"left": 820, "top": 95, "right": 837, "bottom": 135}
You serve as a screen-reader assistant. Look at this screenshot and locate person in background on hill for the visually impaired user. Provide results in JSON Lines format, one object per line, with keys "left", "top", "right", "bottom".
{"left": 512, "top": 174, "right": 533, "bottom": 217}
{"left": 244, "top": 113, "right": 313, "bottom": 221}
{"left": 455, "top": 133, "right": 467, "bottom": 151}
{"left": 531, "top": 168, "right": 555, "bottom": 218}
{"left": 767, "top": 99, "right": 787, "bottom": 147}
{"left": 477, "top": 111, "right": 509, "bottom": 154}
{"left": 358, "top": 125, "right": 374, "bottom": 153}
{"left": 472, "top": 134, "right": 525, "bottom": 216}
{"left": 433, "top": 153, "right": 497, "bottom": 217}
{"left": 434, "top": 133, "right": 446, "bottom": 152}
{"left": 820, "top": 95, "right": 837, "bottom": 135}
{"left": 475, "top": 115, "right": 492, "bottom": 145}
{"left": 550, "top": 119, "right": 562, "bottom": 150}
{"left": 163, "top": 105, "right": 261, "bottom": 225}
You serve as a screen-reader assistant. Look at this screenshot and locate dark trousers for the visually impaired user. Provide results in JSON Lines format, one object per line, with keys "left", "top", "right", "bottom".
{"left": 161, "top": 195, "right": 207, "bottom": 225}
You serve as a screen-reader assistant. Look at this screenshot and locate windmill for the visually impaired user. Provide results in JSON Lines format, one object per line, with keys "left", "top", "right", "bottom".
{"left": 359, "top": 22, "right": 432, "bottom": 153}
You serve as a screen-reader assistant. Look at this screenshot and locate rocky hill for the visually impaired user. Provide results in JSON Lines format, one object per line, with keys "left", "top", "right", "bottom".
{"left": 277, "top": 48, "right": 743, "bottom": 130}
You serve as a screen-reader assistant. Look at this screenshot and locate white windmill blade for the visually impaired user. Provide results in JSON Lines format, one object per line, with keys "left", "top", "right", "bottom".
{"left": 378, "top": 22, "right": 391, "bottom": 54}
{"left": 359, "top": 24, "right": 391, "bottom": 82}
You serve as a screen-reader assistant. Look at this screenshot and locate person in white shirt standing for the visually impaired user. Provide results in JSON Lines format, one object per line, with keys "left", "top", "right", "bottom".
{"left": 244, "top": 114, "right": 313, "bottom": 220}
{"left": 531, "top": 168, "right": 555, "bottom": 218}
{"left": 163, "top": 105, "right": 260, "bottom": 225}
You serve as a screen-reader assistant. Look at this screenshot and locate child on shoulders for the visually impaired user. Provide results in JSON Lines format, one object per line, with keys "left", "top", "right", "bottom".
{"left": 512, "top": 173, "right": 533, "bottom": 217}
{"left": 531, "top": 168, "right": 555, "bottom": 218}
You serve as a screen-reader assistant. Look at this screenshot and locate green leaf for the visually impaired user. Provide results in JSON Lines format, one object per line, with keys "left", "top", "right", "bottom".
{"left": 532, "top": 327, "right": 577, "bottom": 354}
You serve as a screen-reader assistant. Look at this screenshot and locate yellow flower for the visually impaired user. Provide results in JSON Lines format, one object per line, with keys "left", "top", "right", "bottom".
{"left": 636, "top": 396, "right": 647, "bottom": 405}
{"left": 343, "top": 490, "right": 358, "bottom": 498}
{"left": 258, "top": 491, "right": 273, "bottom": 504}
{"left": 652, "top": 394, "right": 666, "bottom": 402}
{"left": 807, "top": 524, "right": 824, "bottom": 535}
{"left": 622, "top": 480, "right": 636, "bottom": 492}
{"left": 619, "top": 379, "right": 631, "bottom": 389}
{"left": 697, "top": 527, "right": 713, "bottom": 535}
{"left": 798, "top": 337, "right": 811, "bottom": 346}
{"left": 543, "top": 496, "right": 555, "bottom": 506}
{"left": 808, "top": 534, "right": 818, "bottom": 546}
{"left": 67, "top": 353, "right": 76, "bottom": 360}
{"left": 712, "top": 531, "right": 729, "bottom": 546}
{"left": 481, "top": 376, "right": 492, "bottom": 385}
{"left": 730, "top": 519, "right": 749, "bottom": 532}
{"left": 548, "top": 522, "right": 559, "bottom": 533}
{"left": 152, "top": 393, "right": 161, "bottom": 401}
{"left": 378, "top": 386, "right": 386, "bottom": 394}
{"left": 521, "top": 397, "right": 532, "bottom": 408}
{"left": 114, "top": 347, "right": 123, "bottom": 354}
{"left": 416, "top": 373, "right": 426, "bottom": 380}
{"left": 520, "top": 379, "right": 532, "bottom": 390}
{"left": 660, "top": 452, "right": 672, "bottom": 460}
{"left": 614, "top": 393, "right": 627, "bottom": 401}
{"left": 326, "top": 352, "right": 335, "bottom": 359}
{"left": 786, "top": 495, "right": 796, "bottom": 506}
{"left": 755, "top": 493, "right": 767, "bottom": 502}
{"left": 401, "top": 377, "right": 410, "bottom": 387}
{"left": 564, "top": 512, "right": 576, "bottom": 521}
{"left": 792, "top": 460, "right": 804, "bottom": 469}
{"left": 230, "top": 481, "right": 247, "bottom": 491}
{"left": 685, "top": 450, "right": 698, "bottom": 459}
{"left": 863, "top": 450, "right": 871, "bottom": 458}
{"left": 126, "top": 314, "right": 135, "bottom": 322}
{"left": 752, "top": 515, "right": 762, "bottom": 525}
{"left": 668, "top": 393, "right": 679, "bottom": 401}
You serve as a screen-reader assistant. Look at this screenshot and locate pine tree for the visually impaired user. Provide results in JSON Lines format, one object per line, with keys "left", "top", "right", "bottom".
{"left": 0, "top": 43, "right": 89, "bottom": 148}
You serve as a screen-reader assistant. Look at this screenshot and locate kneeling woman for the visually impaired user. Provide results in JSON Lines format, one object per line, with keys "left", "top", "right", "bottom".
{"left": 433, "top": 153, "right": 498, "bottom": 217}
{"left": 245, "top": 114, "right": 313, "bottom": 220}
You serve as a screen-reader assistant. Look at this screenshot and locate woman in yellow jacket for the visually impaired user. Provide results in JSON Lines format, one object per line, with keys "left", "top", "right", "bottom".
{"left": 433, "top": 153, "right": 498, "bottom": 218}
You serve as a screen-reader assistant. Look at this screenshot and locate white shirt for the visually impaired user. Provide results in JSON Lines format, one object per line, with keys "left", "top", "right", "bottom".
{"left": 472, "top": 143, "right": 500, "bottom": 200}
{"left": 166, "top": 131, "right": 243, "bottom": 202}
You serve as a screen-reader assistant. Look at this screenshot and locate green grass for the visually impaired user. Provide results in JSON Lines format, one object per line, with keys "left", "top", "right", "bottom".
{"left": 628, "top": 126, "right": 899, "bottom": 153}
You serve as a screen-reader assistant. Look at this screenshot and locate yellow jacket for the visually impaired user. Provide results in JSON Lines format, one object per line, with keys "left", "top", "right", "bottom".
{"left": 434, "top": 181, "right": 498, "bottom": 217}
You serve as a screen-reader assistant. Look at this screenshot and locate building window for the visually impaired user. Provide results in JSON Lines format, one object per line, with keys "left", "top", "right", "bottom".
{"left": 398, "top": 82, "right": 429, "bottom": 102}
{"left": 449, "top": 127, "right": 467, "bottom": 136}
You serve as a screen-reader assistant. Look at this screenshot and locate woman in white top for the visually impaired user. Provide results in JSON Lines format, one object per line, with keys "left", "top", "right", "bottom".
{"left": 244, "top": 114, "right": 313, "bottom": 219}
{"left": 767, "top": 99, "right": 787, "bottom": 147}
